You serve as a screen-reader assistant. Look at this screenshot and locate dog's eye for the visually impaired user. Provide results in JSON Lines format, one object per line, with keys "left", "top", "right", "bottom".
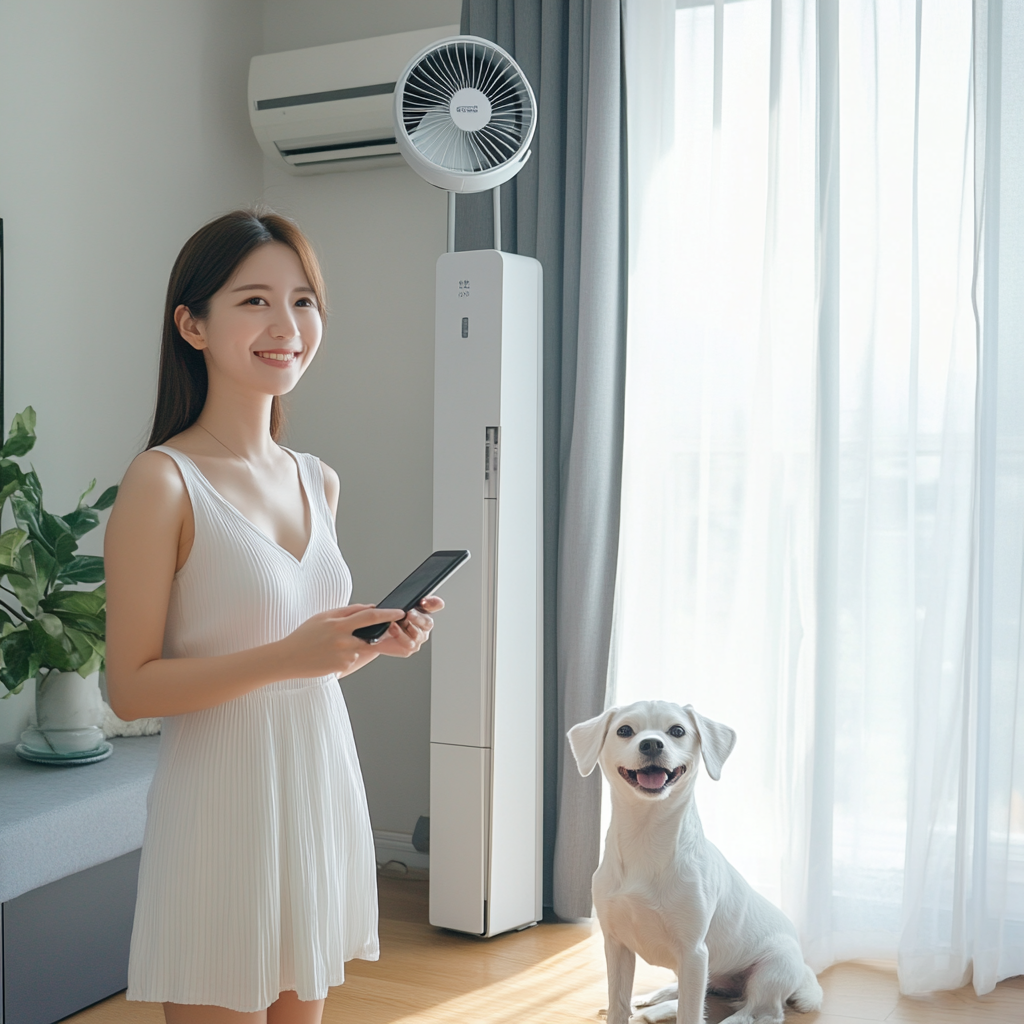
{"left": 616, "top": 725, "right": 634, "bottom": 737}
{"left": 669, "top": 726, "right": 685, "bottom": 737}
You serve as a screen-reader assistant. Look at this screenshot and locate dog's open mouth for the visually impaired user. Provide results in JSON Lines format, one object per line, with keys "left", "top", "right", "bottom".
{"left": 618, "top": 764, "right": 685, "bottom": 793}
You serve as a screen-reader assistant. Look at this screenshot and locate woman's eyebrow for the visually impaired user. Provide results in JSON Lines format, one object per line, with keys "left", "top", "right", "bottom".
{"left": 229, "top": 283, "right": 315, "bottom": 293}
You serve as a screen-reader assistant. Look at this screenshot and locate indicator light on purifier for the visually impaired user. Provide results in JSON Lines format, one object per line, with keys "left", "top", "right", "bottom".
{"left": 461, "top": 317, "right": 469, "bottom": 338}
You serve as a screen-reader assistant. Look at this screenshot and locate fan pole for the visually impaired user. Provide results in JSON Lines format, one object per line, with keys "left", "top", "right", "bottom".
{"left": 447, "top": 191, "right": 456, "bottom": 253}
{"left": 492, "top": 185, "right": 501, "bottom": 252}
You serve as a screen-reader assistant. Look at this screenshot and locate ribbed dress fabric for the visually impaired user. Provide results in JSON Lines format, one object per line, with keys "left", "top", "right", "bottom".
{"left": 126, "top": 446, "right": 378, "bottom": 1012}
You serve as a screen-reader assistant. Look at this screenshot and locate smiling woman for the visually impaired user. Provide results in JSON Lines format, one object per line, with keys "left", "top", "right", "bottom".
{"left": 102, "top": 209, "right": 444, "bottom": 1024}
{"left": 147, "top": 211, "right": 325, "bottom": 448}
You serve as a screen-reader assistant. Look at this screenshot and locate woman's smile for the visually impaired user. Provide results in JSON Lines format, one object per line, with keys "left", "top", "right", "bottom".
{"left": 253, "top": 349, "right": 300, "bottom": 366}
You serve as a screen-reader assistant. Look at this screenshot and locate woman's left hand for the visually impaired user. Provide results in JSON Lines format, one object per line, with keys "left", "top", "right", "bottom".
{"left": 371, "top": 596, "right": 444, "bottom": 658}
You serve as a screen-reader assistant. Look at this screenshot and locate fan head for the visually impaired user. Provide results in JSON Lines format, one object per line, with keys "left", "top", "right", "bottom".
{"left": 394, "top": 35, "right": 537, "bottom": 193}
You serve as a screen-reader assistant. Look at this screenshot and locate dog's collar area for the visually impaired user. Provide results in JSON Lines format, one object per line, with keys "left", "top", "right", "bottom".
{"left": 618, "top": 764, "right": 685, "bottom": 793}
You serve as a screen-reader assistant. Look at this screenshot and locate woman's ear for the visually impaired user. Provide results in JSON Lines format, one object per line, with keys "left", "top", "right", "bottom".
{"left": 174, "top": 304, "right": 207, "bottom": 351}
{"left": 567, "top": 708, "right": 617, "bottom": 777}
{"left": 681, "top": 705, "right": 736, "bottom": 781}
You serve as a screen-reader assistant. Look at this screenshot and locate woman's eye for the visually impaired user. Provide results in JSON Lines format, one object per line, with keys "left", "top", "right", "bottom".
{"left": 244, "top": 296, "right": 267, "bottom": 305}
{"left": 669, "top": 726, "right": 685, "bottom": 738}
{"left": 616, "top": 725, "right": 633, "bottom": 737}
{"left": 295, "top": 298, "right": 316, "bottom": 307}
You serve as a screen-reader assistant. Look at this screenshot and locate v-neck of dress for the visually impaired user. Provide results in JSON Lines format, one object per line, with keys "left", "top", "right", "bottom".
{"left": 168, "top": 446, "right": 315, "bottom": 567}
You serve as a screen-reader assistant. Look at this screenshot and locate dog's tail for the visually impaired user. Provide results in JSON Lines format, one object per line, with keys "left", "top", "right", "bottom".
{"left": 789, "top": 964, "right": 824, "bottom": 1013}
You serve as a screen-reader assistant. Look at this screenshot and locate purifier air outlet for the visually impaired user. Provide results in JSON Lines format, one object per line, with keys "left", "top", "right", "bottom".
{"left": 394, "top": 36, "right": 536, "bottom": 193}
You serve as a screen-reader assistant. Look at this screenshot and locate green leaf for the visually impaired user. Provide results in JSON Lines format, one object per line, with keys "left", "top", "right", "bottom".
{"left": 43, "top": 588, "right": 106, "bottom": 617}
{"left": 0, "top": 480, "right": 20, "bottom": 513}
{"left": 52, "top": 530, "right": 78, "bottom": 567}
{"left": 11, "top": 407, "right": 35, "bottom": 435}
{"left": 43, "top": 587, "right": 106, "bottom": 636}
{"left": 61, "top": 506, "right": 100, "bottom": 539}
{"left": 29, "top": 615, "right": 80, "bottom": 672}
{"left": 1, "top": 407, "right": 36, "bottom": 459}
{"left": 35, "top": 612, "right": 63, "bottom": 638}
{"left": 76, "top": 649, "right": 102, "bottom": 678}
{"left": 77, "top": 479, "right": 96, "bottom": 507}
{"left": 63, "top": 623, "right": 104, "bottom": 678}
{"left": 53, "top": 613, "right": 105, "bottom": 635}
{"left": 90, "top": 485, "right": 118, "bottom": 511}
{"left": 0, "top": 626, "right": 35, "bottom": 691}
{"left": 11, "top": 495, "right": 45, "bottom": 549}
{"left": 0, "top": 461, "right": 24, "bottom": 511}
{"left": 7, "top": 550, "right": 39, "bottom": 614}
{"left": 1, "top": 435, "right": 34, "bottom": 458}
{"left": 8, "top": 543, "right": 53, "bottom": 615}
{"left": 19, "top": 470, "right": 42, "bottom": 506}
{"left": 12, "top": 502, "right": 78, "bottom": 582}
{"left": 57, "top": 555, "right": 105, "bottom": 584}
{"left": 0, "top": 528, "right": 28, "bottom": 568}
{"left": 40, "top": 509, "right": 74, "bottom": 552}
{"left": 62, "top": 622, "right": 94, "bottom": 654}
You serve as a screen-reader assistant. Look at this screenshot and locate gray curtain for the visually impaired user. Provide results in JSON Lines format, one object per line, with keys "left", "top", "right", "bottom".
{"left": 457, "top": 0, "right": 627, "bottom": 919}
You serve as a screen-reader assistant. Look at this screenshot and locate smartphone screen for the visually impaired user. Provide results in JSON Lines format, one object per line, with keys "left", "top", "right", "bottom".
{"left": 353, "top": 549, "right": 470, "bottom": 642}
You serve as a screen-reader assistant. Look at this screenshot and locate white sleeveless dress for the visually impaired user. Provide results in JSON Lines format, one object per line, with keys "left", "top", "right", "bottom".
{"left": 126, "top": 446, "right": 378, "bottom": 1012}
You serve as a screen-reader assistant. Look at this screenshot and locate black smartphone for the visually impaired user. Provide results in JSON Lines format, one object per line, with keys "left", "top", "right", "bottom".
{"left": 353, "top": 549, "right": 471, "bottom": 643}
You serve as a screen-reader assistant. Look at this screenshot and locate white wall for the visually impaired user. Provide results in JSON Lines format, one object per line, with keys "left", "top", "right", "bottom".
{"left": 0, "top": 0, "right": 264, "bottom": 742}
{"left": 263, "top": 0, "right": 462, "bottom": 835}
{"left": 263, "top": 0, "right": 461, "bottom": 50}
{"left": 0, "top": 0, "right": 460, "bottom": 841}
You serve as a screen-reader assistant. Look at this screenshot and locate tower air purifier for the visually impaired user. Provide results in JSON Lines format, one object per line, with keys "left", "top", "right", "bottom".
{"left": 394, "top": 36, "right": 543, "bottom": 936}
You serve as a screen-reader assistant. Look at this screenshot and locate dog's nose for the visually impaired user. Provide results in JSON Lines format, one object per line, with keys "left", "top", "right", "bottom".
{"left": 639, "top": 738, "right": 664, "bottom": 754}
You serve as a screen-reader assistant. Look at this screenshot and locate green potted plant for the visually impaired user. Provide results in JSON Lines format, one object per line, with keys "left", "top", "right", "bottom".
{"left": 0, "top": 407, "right": 118, "bottom": 759}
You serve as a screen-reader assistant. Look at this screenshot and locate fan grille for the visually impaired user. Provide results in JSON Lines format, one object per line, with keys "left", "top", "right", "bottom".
{"left": 400, "top": 39, "right": 534, "bottom": 174}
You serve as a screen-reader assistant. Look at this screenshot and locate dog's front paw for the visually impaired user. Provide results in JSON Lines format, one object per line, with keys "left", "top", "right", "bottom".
{"left": 630, "top": 999, "right": 678, "bottom": 1024}
{"left": 632, "top": 984, "right": 678, "bottom": 1010}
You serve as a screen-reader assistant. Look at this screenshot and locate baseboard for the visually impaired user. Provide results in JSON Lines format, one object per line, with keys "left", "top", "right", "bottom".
{"left": 373, "top": 830, "right": 429, "bottom": 871}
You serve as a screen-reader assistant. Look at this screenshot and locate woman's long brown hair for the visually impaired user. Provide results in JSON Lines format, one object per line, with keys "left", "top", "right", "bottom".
{"left": 147, "top": 209, "right": 327, "bottom": 449}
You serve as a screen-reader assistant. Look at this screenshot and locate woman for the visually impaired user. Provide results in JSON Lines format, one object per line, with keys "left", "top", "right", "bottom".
{"left": 104, "top": 209, "right": 441, "bottom": 1024}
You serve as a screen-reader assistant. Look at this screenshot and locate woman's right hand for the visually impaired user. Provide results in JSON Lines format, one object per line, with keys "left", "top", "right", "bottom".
{"left": 277, "top": 604, "right": 406, "bottom": 678}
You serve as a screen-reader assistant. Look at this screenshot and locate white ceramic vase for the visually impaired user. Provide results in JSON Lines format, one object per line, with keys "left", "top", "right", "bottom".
{"left": 32, "top": 670, "right": 105, "bottom": 754}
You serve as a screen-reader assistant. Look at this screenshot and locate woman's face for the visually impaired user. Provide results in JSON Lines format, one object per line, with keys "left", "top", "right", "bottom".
{"left": 177, "top": 241, "right": 323, "bottom": 397}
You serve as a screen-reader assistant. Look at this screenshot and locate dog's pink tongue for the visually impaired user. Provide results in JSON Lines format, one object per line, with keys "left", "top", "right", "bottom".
{"left": 636, "top": 769, "right": 668, "bottom": 790}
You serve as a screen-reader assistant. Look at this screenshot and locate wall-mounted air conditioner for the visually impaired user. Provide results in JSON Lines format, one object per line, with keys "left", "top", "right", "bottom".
{"left": 248, "top": 25, "right": 458, "bottom": 175}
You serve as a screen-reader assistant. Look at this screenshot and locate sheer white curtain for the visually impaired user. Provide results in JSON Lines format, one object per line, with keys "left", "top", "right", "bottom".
{"left": 616, "top": 0, "right": 1024, "bottom": 995}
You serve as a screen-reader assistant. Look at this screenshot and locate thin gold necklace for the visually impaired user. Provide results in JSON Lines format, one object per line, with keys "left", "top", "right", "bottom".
{"left": 197, "top": 422, "right": 260, "bottom": 473}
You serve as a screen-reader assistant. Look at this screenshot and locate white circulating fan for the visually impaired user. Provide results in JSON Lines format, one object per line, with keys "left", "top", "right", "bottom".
{"left": 394, "top": 36, "right": 543, "bottom": 937}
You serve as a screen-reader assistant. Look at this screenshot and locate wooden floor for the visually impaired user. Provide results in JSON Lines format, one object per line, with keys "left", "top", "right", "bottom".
{"left": 69, "top": 875, "right": 1024, "bottom": 1024}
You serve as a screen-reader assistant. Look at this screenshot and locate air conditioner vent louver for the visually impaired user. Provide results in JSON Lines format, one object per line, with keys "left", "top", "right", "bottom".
{"left": 395, "top": 36, "right": 536, "bottom": 193}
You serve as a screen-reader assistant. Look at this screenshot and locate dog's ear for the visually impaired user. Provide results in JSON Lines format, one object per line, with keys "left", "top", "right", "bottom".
{"left": 567, "top": 708, "right": 617, "bottom": 777}
{"left": 682, "top": 706, "right": 737, "bottom": 781}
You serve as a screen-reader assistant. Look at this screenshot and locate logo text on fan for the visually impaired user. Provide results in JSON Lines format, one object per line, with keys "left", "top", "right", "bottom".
{"left": 450, "top": 88, "right": 492, "bottom": 132}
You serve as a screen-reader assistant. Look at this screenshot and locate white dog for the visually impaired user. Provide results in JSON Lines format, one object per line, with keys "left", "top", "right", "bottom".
{"left": 568, "top": 700, "right": 823, "bottom": 1024}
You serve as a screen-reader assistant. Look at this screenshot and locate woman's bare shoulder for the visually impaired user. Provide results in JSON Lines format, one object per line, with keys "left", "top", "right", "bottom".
{"left": 319, "top": 459, "right": 340, "bottom": 517}
{"left": 113, "top": 448, "right": 190, "bottom": 513}
{"left": 318, "top": 458, "right": 340, "bottom": 487}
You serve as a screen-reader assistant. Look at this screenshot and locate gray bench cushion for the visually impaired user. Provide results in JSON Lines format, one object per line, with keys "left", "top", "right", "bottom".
{"left": 0, "top": 736, "right": 160, "bottom": 903}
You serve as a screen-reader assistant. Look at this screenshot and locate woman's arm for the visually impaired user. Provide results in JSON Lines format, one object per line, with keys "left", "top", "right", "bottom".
{"left": 104, "top": 451, "right": 403, "bottom": 720}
